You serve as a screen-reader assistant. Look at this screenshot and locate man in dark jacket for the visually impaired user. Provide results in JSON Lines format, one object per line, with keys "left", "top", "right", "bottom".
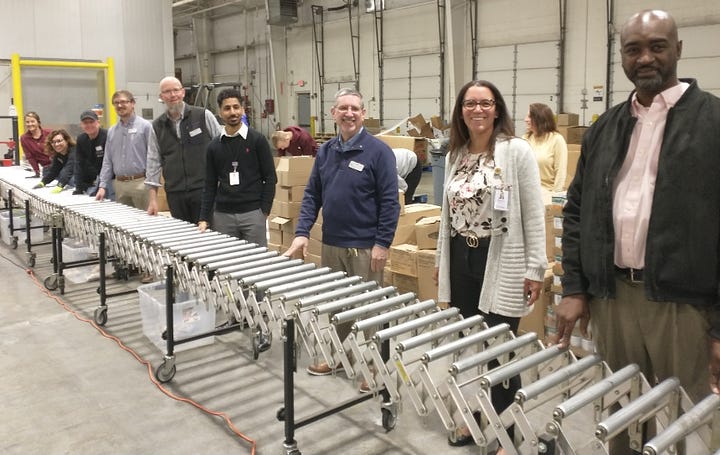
{"left": 73, "top": 110, "right": 109, "bottom": 197}
{"left": 146, "top": 76, "right": 222, "bottom": 222}
{"left": 198, "top": 88, "right": 276, "bottom": 247}
{"left": 556, "top": 9, "right": 720, "bottom": 412}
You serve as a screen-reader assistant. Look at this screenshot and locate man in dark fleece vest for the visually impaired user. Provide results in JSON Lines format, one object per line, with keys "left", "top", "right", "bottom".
{"left": 198, "top": 88, "right": 276, "bottom": 247}
{"left": 146, "top": 76, "right": 222, "bottom": 223}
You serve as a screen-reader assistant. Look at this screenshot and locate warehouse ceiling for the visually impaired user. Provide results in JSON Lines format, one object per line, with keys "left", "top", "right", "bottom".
{"left": 172, "top": 0, "right": 267, "bottom": 27}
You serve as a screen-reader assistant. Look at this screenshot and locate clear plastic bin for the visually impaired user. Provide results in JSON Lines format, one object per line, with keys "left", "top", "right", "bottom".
{"left": 0, "top": 209, "right": 44, "bottom": 245}
{"left": 138, "top": 281, "right": 215, "bottom": 352}
{"left": 61, "top": 238, "right": 97, "bottom": 284}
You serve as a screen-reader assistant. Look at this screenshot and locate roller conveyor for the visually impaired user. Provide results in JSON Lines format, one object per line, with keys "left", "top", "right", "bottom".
{"left": 5, "top": 166, "right": 720, "bottom": 455}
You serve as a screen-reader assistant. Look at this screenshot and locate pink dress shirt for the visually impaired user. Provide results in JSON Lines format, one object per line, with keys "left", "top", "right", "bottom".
{"left": 613, "top": 82, "right": 689, "bottom": 269}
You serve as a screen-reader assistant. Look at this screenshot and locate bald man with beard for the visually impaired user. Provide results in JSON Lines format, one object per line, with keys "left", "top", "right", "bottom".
{"left": 146, "top": 76, "right": 222, "bottom": 223}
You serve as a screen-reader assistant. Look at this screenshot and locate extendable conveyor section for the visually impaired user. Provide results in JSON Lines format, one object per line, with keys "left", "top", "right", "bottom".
{"left": 2, "top": 165, "right": 720, "bottom": 455}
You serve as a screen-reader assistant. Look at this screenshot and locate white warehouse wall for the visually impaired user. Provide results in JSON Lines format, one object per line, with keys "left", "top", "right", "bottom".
{"left": 0, "top": 0, "right": 174, "bottom": 144}
{"left": 170, "top": 0, "right": 719, "bottom": 137}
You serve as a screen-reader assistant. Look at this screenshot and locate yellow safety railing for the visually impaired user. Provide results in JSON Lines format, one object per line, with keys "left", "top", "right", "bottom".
{"left": 11, "top": 54, "right": 116, "bottom": 158}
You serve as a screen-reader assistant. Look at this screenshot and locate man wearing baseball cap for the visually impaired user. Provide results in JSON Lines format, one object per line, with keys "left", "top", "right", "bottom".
{"left": 73, "top": 109, "right": 110, "bottom": 197}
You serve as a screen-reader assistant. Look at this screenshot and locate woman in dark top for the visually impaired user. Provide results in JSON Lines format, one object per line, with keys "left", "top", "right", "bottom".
{"left": 33, "top": 129, "right": 76, "bottom": 193}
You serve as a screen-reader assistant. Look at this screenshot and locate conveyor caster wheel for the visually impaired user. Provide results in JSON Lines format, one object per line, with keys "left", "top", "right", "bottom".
{"left": 11, "top": 238, "right": 18, "bottom": 249}
{"left": 155, "top": 361, "right": 176, "bottom": 383}
{"left": 27, "top": 255, "right": 36, "bottom": 268}
{"left": 94, "top": 307, "right": 108, "bottom": 326}
{"left": 287, "top": 450, "right": 301, "bottom": 455}
{"left": 44, "top": 274, "right": 59, "bottom": 291}
{"left": 252, "top": 330, "right": 272, "bottom": 360}
{"left": 381, "top": 408, "right": 396, "bottom": 431}
{"left": 276, "top": 407, "right": 285, "bottom": 421}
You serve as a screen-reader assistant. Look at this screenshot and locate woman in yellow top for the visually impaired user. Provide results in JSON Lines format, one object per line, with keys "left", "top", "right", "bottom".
{"left": 523, "top": 103, "right": 568, "bottom": 193}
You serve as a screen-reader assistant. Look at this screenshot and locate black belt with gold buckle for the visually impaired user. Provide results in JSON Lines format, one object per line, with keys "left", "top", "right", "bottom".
{"left": 615, "top": 266, "right": 644, "bottom": 283}
{"left": 464, "top": 232, "right": 490, "bottom": 248}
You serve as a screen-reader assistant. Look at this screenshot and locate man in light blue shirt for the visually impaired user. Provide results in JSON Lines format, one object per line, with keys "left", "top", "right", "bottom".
{"left": 95, "top": 90, "right": 156, "bottom": 210}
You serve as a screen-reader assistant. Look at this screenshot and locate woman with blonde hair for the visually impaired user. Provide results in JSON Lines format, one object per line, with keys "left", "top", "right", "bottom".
{"left": 523, "top": 103, "right": 568, "bottom": 193}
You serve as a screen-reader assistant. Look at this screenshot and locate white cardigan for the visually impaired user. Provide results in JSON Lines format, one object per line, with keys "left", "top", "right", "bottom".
{"left": 435, "top": 137, "right": 547, "bottom": 318}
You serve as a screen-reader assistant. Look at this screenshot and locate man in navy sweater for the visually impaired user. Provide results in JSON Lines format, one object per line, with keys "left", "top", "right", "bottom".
{"left": 285, "top": 88, "right": 400, "bottom": 384}
{"left": 198, "top": 88, "right": 276, "bottom": 246}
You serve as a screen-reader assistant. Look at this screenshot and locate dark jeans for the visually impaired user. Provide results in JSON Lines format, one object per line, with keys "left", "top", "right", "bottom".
{"left": 449, "top": 234, "right": 521, "bottom": 424}
{"left": 166, "top": 188, "right": 203, "bottom": 224}
{"left": 403, "top": 159, "right": 423, "bottom": 204}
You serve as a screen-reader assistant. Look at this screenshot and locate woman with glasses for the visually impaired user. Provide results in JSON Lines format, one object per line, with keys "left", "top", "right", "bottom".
{"left": 33, "top": 129, "right": 76, "bottom": 193}
{"left": 19, "top": 112, "right": 52, "bottom": 177}
{"left": 434, "top": 80, "right": 547, "bottom": 450}
{"left": 523, "top": 103, "right": 568, "bottom": 194}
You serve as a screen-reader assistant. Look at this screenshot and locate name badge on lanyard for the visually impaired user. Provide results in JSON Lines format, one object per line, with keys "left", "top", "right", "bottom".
{"left": 493, "top": 186, "right": 509, "bottom": 211}
{"left": 229, "top": 161, "right": 240, "bottom": 186}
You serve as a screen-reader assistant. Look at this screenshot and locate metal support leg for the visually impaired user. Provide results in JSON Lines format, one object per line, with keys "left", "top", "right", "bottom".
{"left": 155, "top": 265, "right": 177, "bottom": 383}
{"left": 282, "top": 317, "right": 300, "bottom": 455}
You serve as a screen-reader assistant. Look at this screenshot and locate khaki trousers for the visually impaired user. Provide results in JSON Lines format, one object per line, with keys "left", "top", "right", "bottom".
{"left": 591, "top": 276, "right": 711, "bottom": 454}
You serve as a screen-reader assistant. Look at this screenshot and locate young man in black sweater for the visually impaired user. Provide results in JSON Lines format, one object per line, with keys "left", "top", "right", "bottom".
{"left": 198, "top": 88, "right": 276, "bottom": 246}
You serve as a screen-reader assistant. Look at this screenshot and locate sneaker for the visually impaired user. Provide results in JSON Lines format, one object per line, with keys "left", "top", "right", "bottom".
{"left": 306, "top": 362, "right": 344, "bottom": 376}
{"left": 358, "top": 378, "right": 371, "bottom": 393}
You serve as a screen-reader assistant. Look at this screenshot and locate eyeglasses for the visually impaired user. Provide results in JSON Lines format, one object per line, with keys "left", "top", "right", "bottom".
{"left": 113, "top": 100, "right": 131, "bottom": 106}
{"left": 51, "top": 139, "right": 65, "bottom": 145}
{"left": 161, "top": 88, "right": 183, "bottom": 95}
{"left": 462, "top": 99, "right": 496, "bottom": 110}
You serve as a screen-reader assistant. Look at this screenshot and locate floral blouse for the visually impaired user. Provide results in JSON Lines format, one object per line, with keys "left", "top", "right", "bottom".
{"left": 446, "top": 152, "right": 502, "bottom": 238}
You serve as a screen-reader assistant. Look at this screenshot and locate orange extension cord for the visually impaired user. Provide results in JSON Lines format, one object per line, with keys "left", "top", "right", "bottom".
{"left": 24, "top": 267, "right": 257, "bottom": 455}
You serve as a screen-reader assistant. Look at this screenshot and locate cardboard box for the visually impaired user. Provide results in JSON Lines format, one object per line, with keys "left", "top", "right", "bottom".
{"left": 383, "top": 265, "right": 394, "bottom": 287}
{"left": 566, "top": 126, "right": 588, "bottom": 145}
{"left": 517, "top": 267, "right": 554, "bottom": 336}
{"left": 269, "top": 215, "right": 296, "bottom": 234}
{"left": 518, "top": 289, "right": 552, "bottom": 337}
{"left": 267, "top": 242, "right": 281, "bottom": 253}
{"left": 308, "top": 237, "right": 322, "bottom": 256}
{"left": 553, "top": 261, "right": 564, "bottom": 276}
{"left": 309, "top": 222, "right": 322, "bottom": 240}
{"left": 275, "top": 201, "right": 302, "bottom": 219}
{"left": 389, "top": 243, "right": 418, "bottom": 277}
{"left": 556, "top": 113, "right": 579, "bottom": 126}
{"left": 393, "top": 203, "right": 442, "bottom": 246}
{"left": 305, "top": 253, "right": 322, "bottom": 267}
{"left": 268, "top": 228, "right": 283, "bottom": 245}
{"left": 393, "top": 272, "right": 419, "bottom": 295}
{"left": 544, "top": 204, "right": 554, "bottom": 262}
{"left": 276, "top": 156, "right": 314, "bottom": 186}
{"left": 275, "top": 185, "right": 307, "bottom": 203}
{"left": 416, "top": 249, "right": 439, "bottom": 302}
{"left": 415, "top": 215, "right": 440, "bottom": 250}
{"left": 564, "top": 144, "right": 581, "bottom": 189}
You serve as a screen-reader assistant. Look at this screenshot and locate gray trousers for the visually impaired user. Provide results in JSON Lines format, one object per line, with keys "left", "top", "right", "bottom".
{"left": 212, "top": 209, "right": 267, "bottom": 247}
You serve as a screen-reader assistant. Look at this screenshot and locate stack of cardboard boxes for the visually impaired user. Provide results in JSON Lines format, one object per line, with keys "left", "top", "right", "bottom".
{"left": 386, "top": 204, "right": 442, "bottom": 302}
{"left": 543, "top": 193, "right": 594, "bottom": 354}
{"left": 556, "top": 113, "right": 588, "bottom": 145}
{"left": 268, "top": 156, "right": 315, "bottom": 256}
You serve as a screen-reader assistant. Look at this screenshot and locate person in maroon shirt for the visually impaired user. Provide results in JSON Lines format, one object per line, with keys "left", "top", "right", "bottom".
{"left": 19, "top": 112, "right": 52, "bottom": 177}
{"left": 271, "top": 126, "right": 318, "bottom": 157}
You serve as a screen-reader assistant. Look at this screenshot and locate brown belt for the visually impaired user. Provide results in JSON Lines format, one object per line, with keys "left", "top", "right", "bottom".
{"left": 115, "top": 172, "right": 145, "bottom": 182}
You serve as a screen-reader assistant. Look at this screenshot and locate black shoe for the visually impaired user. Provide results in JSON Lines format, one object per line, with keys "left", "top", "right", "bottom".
{"left": 448, "top": 433, "right": 474, "bottom": 447}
